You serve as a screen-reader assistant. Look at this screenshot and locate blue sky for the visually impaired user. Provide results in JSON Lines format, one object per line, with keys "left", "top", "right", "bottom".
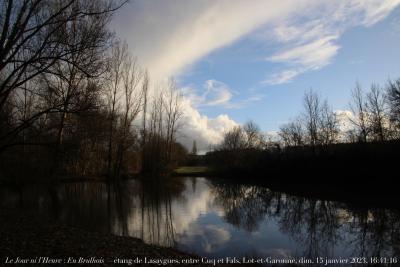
{"left": 178, "top": 5, "right": 400, "bottom": 131}
{"left": 112, "top": 0, "right": 400, "bottom": 150}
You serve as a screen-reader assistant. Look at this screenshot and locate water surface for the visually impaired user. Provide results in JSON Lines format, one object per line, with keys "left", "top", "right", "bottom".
{"left": 1, "top": 177, "right": 399, "bottom": 259}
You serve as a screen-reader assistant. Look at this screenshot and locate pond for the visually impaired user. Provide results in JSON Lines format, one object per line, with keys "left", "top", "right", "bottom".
{"left": 1, "top": 177, "right": 399, "bottom": 260}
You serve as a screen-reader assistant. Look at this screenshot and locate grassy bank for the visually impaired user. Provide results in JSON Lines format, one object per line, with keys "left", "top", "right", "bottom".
{"left": 173, "top": 166, "right": 217, "bottom": 177}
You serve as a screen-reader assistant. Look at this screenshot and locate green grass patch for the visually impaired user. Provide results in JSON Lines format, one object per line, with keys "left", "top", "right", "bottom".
{"left": 174, "top": 166, "right": 213, "bottom": 174}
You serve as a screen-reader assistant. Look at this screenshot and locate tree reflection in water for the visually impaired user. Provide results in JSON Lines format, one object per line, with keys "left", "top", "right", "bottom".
{"left": 210, "top": 180, "right": 400, "bottom": 258}
{"left": 278, "top": 197, "right": 342, "bottom": 258}
{"left": 0, "top": 177, "right": 186, "bottom": 248}
{"left": 135, "top": 177, "right": 185, "bottom": 246}
{"left": 59, "top": 177, "right": 185, "bottom": 247}
{"left": 1, "top": 177, "right": 399, "bottom": 258}
{"left": 347, "top": 208, "right": 400, "bottom": 257}
{"left": 211, "top": 182, "right": 272, "bottom": 232}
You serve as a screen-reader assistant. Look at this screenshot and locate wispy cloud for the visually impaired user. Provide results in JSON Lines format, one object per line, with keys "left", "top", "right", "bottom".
{"left": 113, "top": 0, "right": 400, "bottom": 82}
{"left": 263, "top": 0, "right": 400, "bottom": 85}
{"left": 183, "top": 79, "right": 263, "bottom": 109}
{"left": 112, "top": 0, "right": 400, "bottom": 149}
{"left": 263, "top": 69, "right": 303, "bottom": 85}
{"left": 359, "top": 0, "right": 400, "bottom": 26}
{"left": 268, "top": 36, "right": 340, "bottom": 69}
{"left": 225, "top": 94, "right": 264, "bottom": 109}
{"left": 203, "top": 80, "right": 233, "bottom": 106}
{"left": 182, "top": 80, "right": 232, "bottom": 107}
{"left": 112, "top": 0, "right": 317, "bottom": 79}
{"left": 390, "top": 10, "right": 400, "bottom": 34}
{"left": 263, "top": 36, "right": 340, "bottom": 84}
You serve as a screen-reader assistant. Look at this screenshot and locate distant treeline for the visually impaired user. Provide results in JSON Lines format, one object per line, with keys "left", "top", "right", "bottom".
{"left": 205, "top": 79, "right": 400, "bottom": 182}
{"left": 0, "top": 0, "right": 187, "bottom": 183}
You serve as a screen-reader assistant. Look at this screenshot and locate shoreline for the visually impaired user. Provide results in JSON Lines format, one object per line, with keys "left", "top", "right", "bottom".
{"left": 2, "top": 170, "right": 399, "bottom": 210}
{"left": 0, "top": 208, "right": 205, "bottom": 267}
{"left": 0, "top": 208, "right": 271, "bottom": 267}
{"left": 173, "top": 166, "right": 400, "bottom": 209}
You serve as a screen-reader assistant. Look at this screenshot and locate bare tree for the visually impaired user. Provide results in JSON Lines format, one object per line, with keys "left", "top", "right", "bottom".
{"left": 0, "top": 0, "right": 124, "bottom": 151}
{"left": 106, "top": 40, "right": 128, "bottom": 177}
{"left": 220, "top": 126, "right": 245, "bottom": 151}
{"left": 319, "top": 101, "right": 339, "bottom": 145}
{"left": 141, "top": 71, "right": 149, "bottom": 166}
{"left": 366, "top": 84, "right": 387, "bottom": 142}
{"left": 11, "top": 0, "right": 116, "bottom": 177}
{"left": 163, "top": 79, "right": 183, "bottom": 163}
{"left": 13, "top": 79, "right": 38, "bottom": 151}
{"left": 141, "top": 87, "right": 165, "bottom": 172}
{"left": 50, "top": 12, "right": 109, "bottom": 143}
{"left": 349, "top": 83, "right": 369, "bottom": 142}
{"left": 279, "top": 118, "right": 304, "bottom": 147}
{"left": 0, "top": 0, "right": 123, "bottom": 111}
{"left": 303, "top": 89, "right": 321, "bottom": 146}
{"left": 114, "top": 55, "right": 143, "bottom": 176}
{"left": 386, "top": 78, "right": 400, "bottom": 137}
{"left": 243, "top": 121, "right": 264, "bottom": 149}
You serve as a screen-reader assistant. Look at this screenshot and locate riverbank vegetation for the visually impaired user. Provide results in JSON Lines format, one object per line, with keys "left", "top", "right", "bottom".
{"left": 1, "top": 0, "right": 399, "bottom": 187}
{"left": 0, "top": 0, "right": 187, "bottom": 184}
{"left": 204, "top": 80, "right": 400, "bottom": 189}
{"left": 2, "top": 1, "right": 399, "bottom": 265}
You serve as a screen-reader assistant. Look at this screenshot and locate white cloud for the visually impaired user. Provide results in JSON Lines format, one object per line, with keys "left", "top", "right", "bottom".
{"left": 390, "top": 10, "right": 400, "bottom": 34}
{"left": 358, "top": 0, "right": 400, "bottom": 26}
{"left": 263, "top": 69, "right": 302, "bottom": 85}
{"left": 335, "top": 110, "right": 356, "bottom": 136}
{"left": 179, "top": 224, "right": 231, "bottom": 253}
{"left": 111, "top": 0, "right": 400, "bottom": 146}
{"left": 263, "top": 36, "right": 340, "bottom": 84}
{"left": 225, "top": 94, "right": 264, "bottom": 109}
{"left": 203, "top": 80, "right": 233, "bottom": 106}
{"left": 268, "top": 36, "right": 340, "bottom": 69}
{"left": 112, "top": 0, "right": 315, "bottom": 79}
{"left": 194, "top": 80, "right": 233, "bottom": 107}
{"left": 183, "top": 79, "right": 263, "bottom": 110}
{"left": 177, "top": 97, "right": 237, "bottom": 152}
{"left": 172, "top": 179, "right": 218, "bottom": 233}
{"left": 263, "top": 0, "right": 400, "bottom": 84}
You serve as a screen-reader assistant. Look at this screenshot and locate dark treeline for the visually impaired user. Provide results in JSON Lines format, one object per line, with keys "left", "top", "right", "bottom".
{"left": 0, "top": 0, "right": 187, "bottom": 183}
{"left": 205, "top": 80, "right": 400, "bottom": 195}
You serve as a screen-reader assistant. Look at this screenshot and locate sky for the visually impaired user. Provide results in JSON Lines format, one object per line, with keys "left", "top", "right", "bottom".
{"left": 110, "top": 0, "right": 400, "bottom": 152}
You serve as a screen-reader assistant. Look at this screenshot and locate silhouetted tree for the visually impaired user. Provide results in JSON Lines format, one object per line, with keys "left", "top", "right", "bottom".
{"left": 141, "top": 71, "right": 149, "bottom": 169}
{"left": 114, "top": 53, "right": 143, "bottom": 177}
{"left": 303, "top": 89, "right": 321, "bottom": 146}
{"left": 295, "top": 90, "right": 338, "bottom": 146}
{"left": 366, "top": 84, "right": 388, "bottom": 141}
{"left": 319, "top": 100, "right": 339, "bottom": 145}
{"left": 386, "top": 78, "right": 400, "bottom": 137}
{"left": 164, "top": 79, "right": 183, "bottom": 163}
{"left": 349, "top": 83, "right": 369, "bottom": 142}
{"left": 0, "top": 0, "right": 124, "bottom": 148}
{"left": 220, "top": 126, "right": 245, "bottom": 151}
{"left": 106, "top": 40, "right": 128, "bottom": 177}
{"left": 141, "top": 80, "right": 183, "bottom": 173}
{"left": 243, "top": 120, "right": 264, "bottom": 149}
{"left": 279, "top": 118, "right": 304, "bottom": 147}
